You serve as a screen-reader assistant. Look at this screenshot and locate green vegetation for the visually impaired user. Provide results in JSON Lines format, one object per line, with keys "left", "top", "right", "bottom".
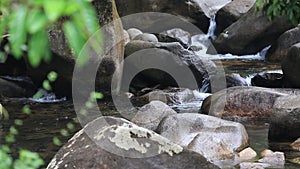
{"left": 256, "top": 0, "right": 300, "bottom": 25}
{"left": 0, "top": 0, "right": 99, "bottom": 67}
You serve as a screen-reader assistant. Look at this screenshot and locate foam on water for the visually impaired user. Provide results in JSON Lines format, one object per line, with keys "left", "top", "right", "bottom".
{"left": 29, "top": 90, "right": 66, "bottom": 103}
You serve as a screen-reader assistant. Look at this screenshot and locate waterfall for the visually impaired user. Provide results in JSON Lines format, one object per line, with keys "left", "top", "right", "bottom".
{"left": 207, "top": 15, "right": 217, "bottom": 40}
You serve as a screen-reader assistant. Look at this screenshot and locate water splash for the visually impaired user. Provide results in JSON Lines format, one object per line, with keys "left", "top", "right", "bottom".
{"left": 29, "top": 89, "right": 66, "bottom": 103}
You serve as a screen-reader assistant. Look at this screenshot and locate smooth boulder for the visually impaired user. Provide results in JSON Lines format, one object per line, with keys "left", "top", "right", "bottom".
{"left": 201, "top": 87, "right": 288, "bottom": 120}
{"left": 266, "top": 25, "right": 300, "bottom": 62}
{"left": 156, "top": 113, "right": 248, "bottom": 163}
{"left": 213, "top": 7, "right": 293, "bottom": 55}
{"left": 282, "top": 42, "right": 300, "bottom": 88}
{"left": 131, "top": 101, "right": 177, "bottom": 131}
{"left": 269, "top": 95, "right": 300, "bottom": 141}
{"left": 47, "top": 116, "right": 219, "bottom": 169}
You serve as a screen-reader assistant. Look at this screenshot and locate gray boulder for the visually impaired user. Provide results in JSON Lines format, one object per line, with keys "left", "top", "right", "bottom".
{"left": 266, "top": 25, "right": 300, "bottom": 62}
{"left": 131, "top": 101, "right": 177, "bottom": 131}
{"left": 124, "top": 40, "right": 217, "bottom": 91}
{"left": 156, "top": 113, "right": 248, "bottom": 163}
{"left": 213, "top": 7, "right": 293, "bottom": 55}
{"left": 269, "top": 95, "right": 300, "bottom": 141}
{"left": 47, "top": 116, "right": 219, "bottom": 169}
{"left": 216, "top": 0, "right": 256, "bottom": 34}
{"left": 201, "top": 87, "right": 288, "bottom": 121}
{"left": 127, "top": 28, "right": 143, "bottom": 40}
{"left": 282, "top": 42, "right": 300, "bottom": 88}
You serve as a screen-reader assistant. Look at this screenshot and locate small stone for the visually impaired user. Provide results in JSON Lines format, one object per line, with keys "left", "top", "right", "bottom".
{"left": 260, "top": 149, "right": 274, "bottom": 157}
{"left": 238, "top": 162, "right": 271, "bottom": 169}
{"left": 133, "top": 33, "right": 158, "bottom": 42}
{"left": 291, "top": 137, "right": 300, "bottom": 151}
{"left": 127, "top": 28, "right": 143, "bottom": 40}
{"left": 238, "top": 147, "right": 257, "bottom": 160}
{"left": 258, "top": 151, "right": 285, "bottom": 166}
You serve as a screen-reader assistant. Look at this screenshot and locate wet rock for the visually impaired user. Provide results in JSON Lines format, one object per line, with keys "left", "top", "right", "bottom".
{"left": 133, "top": 33, "right": 158, "bottom": 42}
{"left": 216, "top": 0, "right": 256, "bottom": 34}
{"left": 238, "top": 147, "right": 257, "bottom": 160}
{"left": 136, "top": 88, "right": 196, "bottom": 105}
{"left": 115, "top": 0, "right": 210, "bottom": 33}
{"left": 131, "top": 101, "right": 177, "bottom": 131}
{"left": 201, "top": 73, "right": 249, "bottom": 93}
{"left": 282, "top": 42, "right": 300, "bottom": 88}
{"left": 0, "top": 78, "right": 28, "bottom": 98}
{"left": 124, "top": 40, "right": 217, "bottom": 91}
{"left": 159, "top": 28, "right": 192, "bottom": 47}
{"left": 266, "top": 25, "right": 300, "bottom": 62}
{"left": 28, "top": 0, "right": 124, "bottom": 97}
{"left": 156, "top": 113, "right": 248, "bottom": 163}
{"left": 127, "top": 28, "right": 143, "bottom": 40}
{"left": 291, "top": 138, "right": 300, "bottom": 151}
{"left": 201, "top": 87, "right": 287, "bottom": 121}
{"left": 269, "top": 95, "right": 300, "bottom": 141}
{"left": 213, "top": 7, "right": 293, "bottom": 55}
{"left": 237, "top": 162, "right": 271, "bottom": 169}
{"left": 251, "top": 72, "right": 284, "bottom": 88}
{"left": 47, "top": 116, "right": 219, "bottom": 169}
{"left": 258, "top": 151, "right": 285, "bottom": 166}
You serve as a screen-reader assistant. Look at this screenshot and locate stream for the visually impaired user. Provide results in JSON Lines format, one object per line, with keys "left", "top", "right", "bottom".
{"left": 1, "top": 4, "right": 299, "bottom": 169}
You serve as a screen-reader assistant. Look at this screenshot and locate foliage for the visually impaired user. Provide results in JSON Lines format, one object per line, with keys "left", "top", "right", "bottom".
{"left": 0, "top": 0, "right": 99, "bottom": 67}
{"left": 256, "top": 0, "right": 300, "bottom": 25}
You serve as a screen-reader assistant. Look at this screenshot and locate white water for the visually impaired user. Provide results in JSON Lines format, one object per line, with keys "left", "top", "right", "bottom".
{"left": 29, "top": 89, "right": 66, "bottom": 103}
{"left": 192, "top": 0, "right": 232, "bottom": 18}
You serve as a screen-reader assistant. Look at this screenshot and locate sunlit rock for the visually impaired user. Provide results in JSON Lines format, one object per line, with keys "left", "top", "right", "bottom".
{"left": 156, "top": 113, "right": 248, "bottom": 163}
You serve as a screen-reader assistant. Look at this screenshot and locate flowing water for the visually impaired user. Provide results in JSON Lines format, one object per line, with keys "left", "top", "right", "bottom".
{"left": 0, "top": 4, "right": 299, "bottom": 168}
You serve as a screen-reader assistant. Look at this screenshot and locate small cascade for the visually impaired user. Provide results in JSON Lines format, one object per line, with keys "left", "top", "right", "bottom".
{"left": 207, "top": 15, "right": 217, "bottom": 40}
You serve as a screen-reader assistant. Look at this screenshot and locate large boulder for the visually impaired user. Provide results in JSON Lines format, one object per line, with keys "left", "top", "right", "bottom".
{"left": 47, "top": 116, "right": 219, "bottom": 169}
{"left": 116, "top": 0, "right": 255, "bottom": 35}
{"left": 216, "top": 0, "right": 256, "bottom": 34}
{"left": 201, "top": 86, "right": 288, "bottom": 121}
{"left": 213, "top": 7, "right": 293, "bottom": 55}
{"left": 27, "top": 0, "right": 124, "bottom": 97}
{"left": 156, "top": 113, "right": 248, "bottom": 163}
{"left": 123, "top": 40, "right": 218, "bottom": 91}
{"left": 115, "top": 0, "right": 210, "bottom": 33}
{"left": 266, "top": 25, "right": 300, "bottom": 62}
{"left": 269, "top": 95, "right": 300, "bottom": 141}
{"left": 282, "top": 43, "right": 300, "bottom": 88}
{"left": 0, "top": 77, "right": 36, "bottom": 98}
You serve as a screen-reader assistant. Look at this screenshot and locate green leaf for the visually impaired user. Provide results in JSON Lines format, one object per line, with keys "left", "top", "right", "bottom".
{"left": 63, "top": 21, "right": 86, "bottom": 57}
{"left": 47, "top": 71, "right": 58, "bottom": 82}
{"left": 14, "top": 119, "right": 23, "bottom": 126}
{"left": 42, "top": 80, "right": 52, "bottom": 91}
{"left": 28, "top": 30, "right": 49, "bottom": 68}
{"left": 66, "top": 122, "right": 75, "bottom": 130}
{"left": 26, "top": 9, "right": 48, "bottom": 34}
{"left": 5, "top": 134, "right": 15, "bottom": 143}
{"left": 43, "top": 0, "right": 66, "bottom": 21}
{"left": 9, "top": 5, "right": 28, "bottom": 58}
{"left": 33, "top": 90, "right": 43, "bottom": 99}
{"left": 60, "top": 129, "right": 69, "bottom": 137}
{"left": 0, "top": 16, "right": 9, "bottom": 44}
{"left": 9, "top": 126, "right": 18, "bottom": 135}
{"left": 53, "top": 137, "right": 62, "bottom": 146}
{"left": 22, "top": 105, "right": 31, "bottom": 115}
